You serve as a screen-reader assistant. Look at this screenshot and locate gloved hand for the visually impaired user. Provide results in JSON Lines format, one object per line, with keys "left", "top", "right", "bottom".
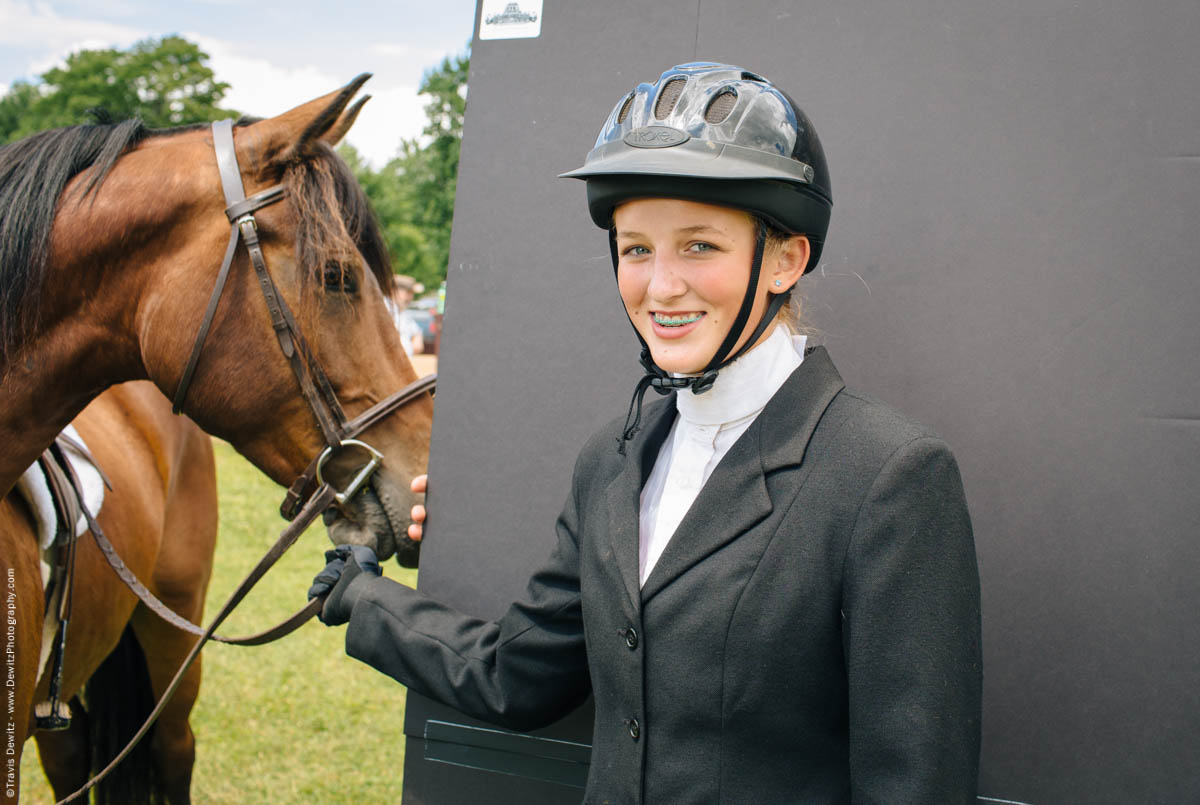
{"left": 308, "top": 544, "right": 382, "bottom": 626}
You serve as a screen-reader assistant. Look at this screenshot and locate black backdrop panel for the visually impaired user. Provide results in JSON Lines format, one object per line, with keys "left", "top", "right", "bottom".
{"left": 401, "top": 2, "right": 1200, "bottom": 803}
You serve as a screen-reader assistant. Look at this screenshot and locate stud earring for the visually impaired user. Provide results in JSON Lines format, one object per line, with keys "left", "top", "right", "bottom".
{"left": 774, "top": 280, "right": 783, "bottom": 287}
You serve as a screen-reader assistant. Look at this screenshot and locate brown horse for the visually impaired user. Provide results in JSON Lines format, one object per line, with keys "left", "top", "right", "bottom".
{"left": 3, "top": 382, "right": 217, "bottom": 803}
{"left": 0, "top": 75, "right": 433, "bottom": 799}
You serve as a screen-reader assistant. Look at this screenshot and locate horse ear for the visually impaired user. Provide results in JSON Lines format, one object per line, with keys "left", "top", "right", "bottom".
{"left": 241, "top": 73, "right": 371, "bottom": 167}
{"left": 321, "top": 95, "right": 370, "bottom": 146}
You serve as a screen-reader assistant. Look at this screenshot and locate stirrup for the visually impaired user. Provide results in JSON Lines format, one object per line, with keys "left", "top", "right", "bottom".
{"left": 34, "top": 699, "right": 72, "bottom": 731}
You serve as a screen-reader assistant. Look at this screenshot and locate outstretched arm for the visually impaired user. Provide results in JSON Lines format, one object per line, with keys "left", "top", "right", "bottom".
{"left": 316, "top": 470, "right": 592, "bottom": 732}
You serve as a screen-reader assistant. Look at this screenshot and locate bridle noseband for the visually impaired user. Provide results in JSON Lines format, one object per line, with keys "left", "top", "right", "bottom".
{"left": 173, "top": 119, "right": 435, "bottom": 517}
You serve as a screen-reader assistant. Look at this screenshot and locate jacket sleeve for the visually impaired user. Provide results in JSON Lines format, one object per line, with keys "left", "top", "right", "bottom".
{"left": 841, "top": 436, "right": 982, "bottom": 804}
{"left": 340, "top": 470, "right": 592, "bottom": 732}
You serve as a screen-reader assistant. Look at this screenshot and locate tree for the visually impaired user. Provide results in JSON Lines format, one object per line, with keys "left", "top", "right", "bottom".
{"left": 0, "top": 35, "right": 233, "bottom": 143}
{"left": 407, "top": 51, "right": 469, "bottom": 282}
{"left": 342, "top": 50, "right": 469, "bottom": 291}
{"left": 0, "top": 81, "right": 37, "bottom": 142}
{"left": 341, "top": 142, "right": 440, "bottom": 283}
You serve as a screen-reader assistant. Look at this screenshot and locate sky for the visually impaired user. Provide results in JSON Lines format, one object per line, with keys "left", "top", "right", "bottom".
{"left": 0, "top": 0, "right": 479, "bottom": 166}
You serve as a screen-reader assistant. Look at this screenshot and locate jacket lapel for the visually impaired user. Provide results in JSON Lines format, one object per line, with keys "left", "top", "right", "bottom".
{"left": 604, "top": 394, "right": 677, "bottom": 612}
{"left": 640, "top": 347, "right": 846, "bottom": 604}
{"left": 757, "top": 347, "right": 845, "bottom": 474}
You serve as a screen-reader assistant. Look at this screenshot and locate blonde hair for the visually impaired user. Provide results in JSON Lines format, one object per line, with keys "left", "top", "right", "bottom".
{"left": 761, "top": 220, "right": 816, "bottom": 336}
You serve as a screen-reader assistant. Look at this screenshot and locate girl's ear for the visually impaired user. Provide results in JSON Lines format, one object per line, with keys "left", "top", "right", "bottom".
{"left": 769, "top": 234, "right": 810, "bottom": 293}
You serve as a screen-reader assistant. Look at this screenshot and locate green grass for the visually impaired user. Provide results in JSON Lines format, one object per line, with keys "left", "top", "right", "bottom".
{"left": 21, "top": 440, "right": 417, "bottom": 803}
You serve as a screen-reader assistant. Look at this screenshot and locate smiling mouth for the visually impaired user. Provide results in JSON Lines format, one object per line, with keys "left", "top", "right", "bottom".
{"left": 653, "top": 311, "right": 705, "bottom": 327}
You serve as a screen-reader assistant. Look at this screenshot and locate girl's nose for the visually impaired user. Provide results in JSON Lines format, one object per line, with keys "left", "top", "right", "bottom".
{"left": 646, "top": 254, "right": 687, "bottom": 302}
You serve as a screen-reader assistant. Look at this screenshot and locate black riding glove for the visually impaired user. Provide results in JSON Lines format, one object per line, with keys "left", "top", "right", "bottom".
{"left": 308, "top": 544, "right": 381, "bottom": 626}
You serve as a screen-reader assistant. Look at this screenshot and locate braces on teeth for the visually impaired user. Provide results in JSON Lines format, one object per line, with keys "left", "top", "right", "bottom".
{"left": 654, "top": 312, "right": 703, "bottom": 326}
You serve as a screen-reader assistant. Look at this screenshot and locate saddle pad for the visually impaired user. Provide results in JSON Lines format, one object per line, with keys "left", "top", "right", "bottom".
{"left": 13, "top": 425, "right": 106, "bottom": 551}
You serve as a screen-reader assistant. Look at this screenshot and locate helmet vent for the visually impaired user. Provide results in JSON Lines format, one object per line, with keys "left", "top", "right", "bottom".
{"left": 654, "top": 77, "right": 687, "bottom": 119}
{"left": 704, "top": 89, "right": 738, "bottom": 124}
{"left": 741, "top": 71, "right": 766, "bottom": 83}
{"left": 616, "top": 92, "right": 634, "bottom": 124}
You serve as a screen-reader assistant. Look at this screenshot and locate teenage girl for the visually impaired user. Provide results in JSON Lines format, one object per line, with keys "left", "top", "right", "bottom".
{"left": 312, "top": 62, "right": 982, "bottom": 804}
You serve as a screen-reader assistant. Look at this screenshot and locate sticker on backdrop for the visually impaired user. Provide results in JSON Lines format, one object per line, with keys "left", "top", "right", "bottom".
{"left": 479, "top": 0, "right": 543, "bottom": 40}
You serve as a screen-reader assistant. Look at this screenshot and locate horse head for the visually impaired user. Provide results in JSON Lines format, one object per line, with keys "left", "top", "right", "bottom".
{"left": 0, "top": 76, "right": 430, "bottom": 561}
{"left": 130, "top": 76, "right": 433, "bottom": 564}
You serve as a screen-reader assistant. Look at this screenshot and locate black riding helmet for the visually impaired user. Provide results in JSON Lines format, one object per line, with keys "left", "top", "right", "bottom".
{"left": 560, "top": 62, "right": 833, "bottom": 452}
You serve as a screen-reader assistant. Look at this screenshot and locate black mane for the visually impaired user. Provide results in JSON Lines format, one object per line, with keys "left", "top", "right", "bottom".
{"left": 0, "top": 120, "right": 149, "bottom": 367}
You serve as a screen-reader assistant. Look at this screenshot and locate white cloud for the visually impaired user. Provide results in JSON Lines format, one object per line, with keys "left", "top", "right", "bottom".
{"left": 0, "top": 0, "right": 143, "bottom": 51}
{"left": 190, "top": 33, "right": 427, "bottom": 168}
{"left": 370, "top": 43, "right": 418, "bottom": 57}
{"left": 346, "top": 84, "right": 427, "bottom": 165}
{"left": 0, "top": 0, "right": 147, "bottom": 85}
{"left": 189, "top": 34, "right": 338, "bottom": 117}
{"left": 0, "top": 4, "right": 444, "bottom": 168}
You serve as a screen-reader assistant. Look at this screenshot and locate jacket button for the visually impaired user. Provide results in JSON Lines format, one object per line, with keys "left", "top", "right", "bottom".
{"left": 624, "top": 627, "right": 638, "bottom": 650}
{"left": 628, "top": 718, "right": 640, "bottom": 741}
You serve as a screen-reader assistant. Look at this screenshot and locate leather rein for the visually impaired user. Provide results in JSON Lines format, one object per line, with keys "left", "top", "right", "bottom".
{"left": 54, "top": 119, "right": 435, "bottom": 804}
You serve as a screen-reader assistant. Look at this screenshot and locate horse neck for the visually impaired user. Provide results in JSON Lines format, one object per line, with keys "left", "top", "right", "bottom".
{"left": 0, "top": 321, "right": 136, "bottom": 496}
{"left": 0, "top": 158, "right": 200, "bottom": 495}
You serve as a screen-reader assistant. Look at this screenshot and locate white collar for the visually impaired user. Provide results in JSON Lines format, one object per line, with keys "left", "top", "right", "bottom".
{"left": 674, "top": 326, "right": 806, "bottom": 427}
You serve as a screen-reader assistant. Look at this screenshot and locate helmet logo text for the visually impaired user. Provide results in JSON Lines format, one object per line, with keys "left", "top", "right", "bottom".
{"left": 624, "top": 126, "right": 690, "bottom": 149}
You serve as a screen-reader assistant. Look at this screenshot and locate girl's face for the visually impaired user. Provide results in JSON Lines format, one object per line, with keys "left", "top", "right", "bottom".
{"left": 613, "top": 198, "right": 808, "bottom": 375}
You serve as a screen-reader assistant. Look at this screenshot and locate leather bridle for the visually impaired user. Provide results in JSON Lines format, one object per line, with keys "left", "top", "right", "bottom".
{"left": 173, "top": 119, "right": 435, "bottom": 521}
{"left": 54, "top": 118, "right": 436, "bottom": 804}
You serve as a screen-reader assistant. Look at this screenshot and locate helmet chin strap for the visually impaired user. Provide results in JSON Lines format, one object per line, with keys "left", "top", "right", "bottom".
{"left": 611, "top": 221, "right": 792, "bottom": 454}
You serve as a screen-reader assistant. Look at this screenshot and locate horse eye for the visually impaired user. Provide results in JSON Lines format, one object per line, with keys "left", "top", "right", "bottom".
{"left": 320, "top": 262, "right": 357, "bottom": 294}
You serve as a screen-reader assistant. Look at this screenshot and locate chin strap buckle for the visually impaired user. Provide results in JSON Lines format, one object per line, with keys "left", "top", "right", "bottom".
{"left": 639, "top": 349, "right": 718, "bottom": 396}
{"left": 688, "top": 371, "right": 718, "bottom": 395}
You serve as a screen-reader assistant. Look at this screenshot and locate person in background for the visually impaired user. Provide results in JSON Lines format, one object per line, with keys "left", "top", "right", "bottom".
{"left": 385, "top": 274, "right": 424, "bottom": 357}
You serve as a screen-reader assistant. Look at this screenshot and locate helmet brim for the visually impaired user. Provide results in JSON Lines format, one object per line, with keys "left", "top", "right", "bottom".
{"left": 560, "top": 137, "right": 819, "bottom": 187}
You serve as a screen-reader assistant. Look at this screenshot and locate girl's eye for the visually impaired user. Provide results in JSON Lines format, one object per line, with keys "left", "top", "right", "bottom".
{"left": 623, "top": 245, "right": 651, "bottom": 257}
{"left": 687, "top": 241, "right": 717, "bottom": 253}
{"left": 320, "top": 262, "right": 358, "bottom": 294}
